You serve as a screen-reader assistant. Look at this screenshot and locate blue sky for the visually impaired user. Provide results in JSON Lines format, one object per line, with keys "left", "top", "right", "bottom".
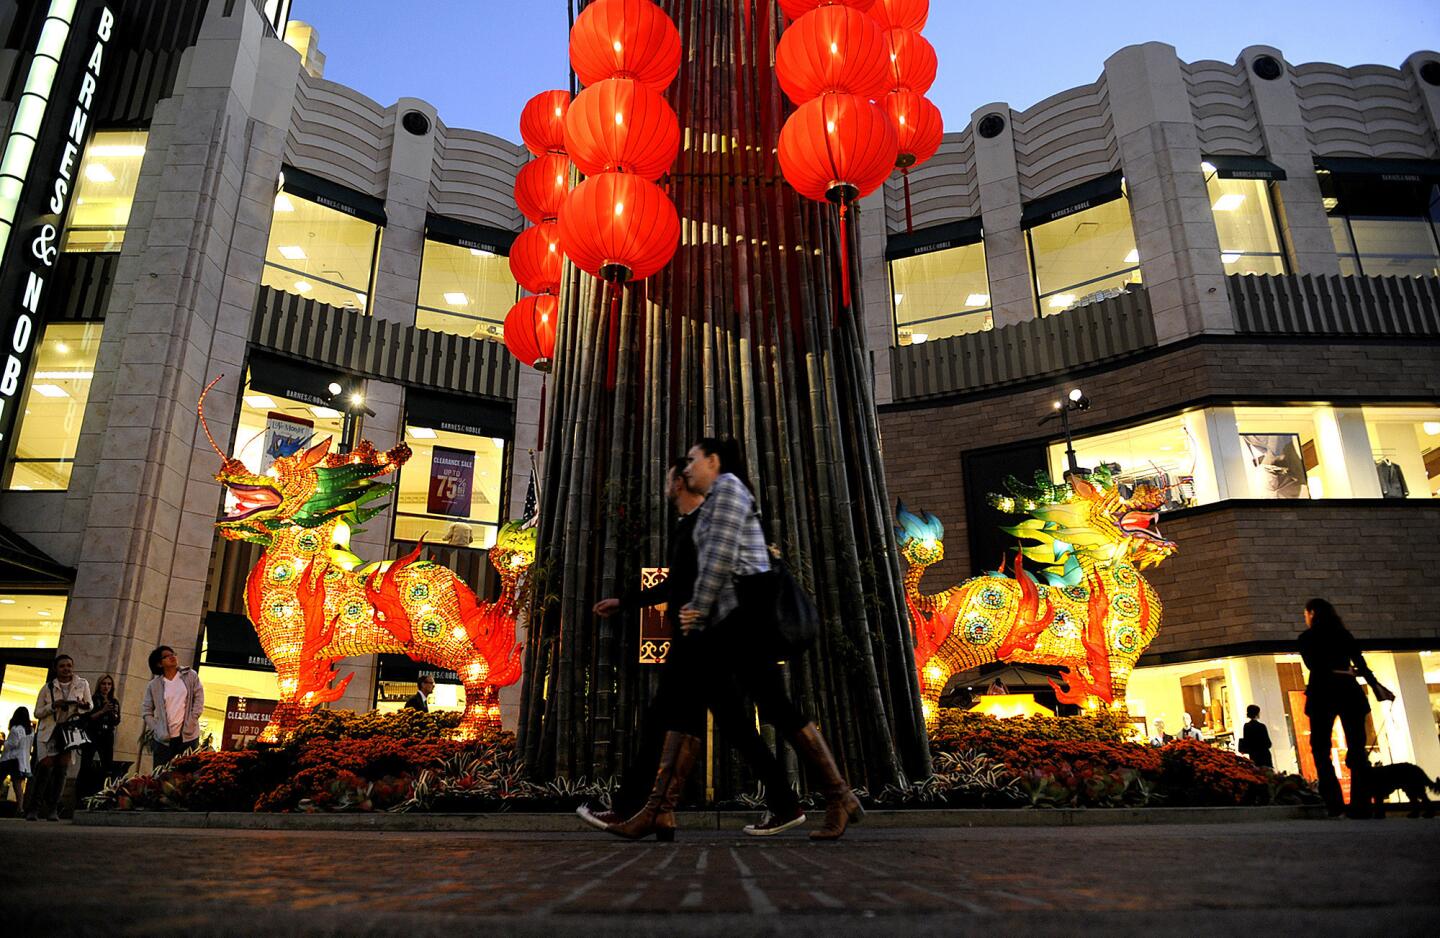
{"left": 290, "top": 0, "right": 1439, "bottom": 142}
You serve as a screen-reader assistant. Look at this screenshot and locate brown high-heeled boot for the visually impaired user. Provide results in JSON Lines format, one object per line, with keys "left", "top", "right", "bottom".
{"left": 606, "top": 732, "right": 701, "bottom": 842}
{"left": 790, "top": 722, "right": 864, "bottom": 841}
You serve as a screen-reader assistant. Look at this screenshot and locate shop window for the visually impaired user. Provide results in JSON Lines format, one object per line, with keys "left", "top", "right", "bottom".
{"left": 1321, "top": 166, "right": 1440, "bottom": 278}
{"left": 194, "top": 666, "right": 281, "bottom": 750}
{"left": 232, "top": 369, "right": 346, "bottom": 478}
{"left": 1026, "top": 190, "right": 1141, "bottom": 316}
{"left": 416, "top": 239, "right": 517, "bottom": 341}
{"left": 2, "top": 323, "right": 103, "bottom": 491}
{"left": 262, "top": 192, "right": 380, "bottom": 312}
{"left": 1126, "top": 659, "right": 1232, "bottom": 744}
{"left": 1201, "top": 166, "right": 1286, "bottom": 276}
{"left": 0, "top": 594, "right": 65, "bottom": 650}
{"left": 889, "top": 241, "right": 992, "bottom": 345}
{"left": 393, "top": 424, "right": 507, "bottom": 549}
{"left": 1048, "top": 414, "right": 1209, "bottom": 511}
{"left": 375, "top": 656, "right": 464, "bottom": 714}
{"left": 61, "top": 129, "right": 147, "bottom": 253}
{"left": 1362, "top": 406, "right": 1440, "bottom": 499}
{"left": 0, "top": 665, "right": 49, "bottom": 738}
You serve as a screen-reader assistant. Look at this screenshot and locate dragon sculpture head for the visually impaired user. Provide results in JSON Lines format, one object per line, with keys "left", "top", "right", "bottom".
{"left": 199, "top": 377, "right": 411, "bottom": 546}
{"left": 491, "top": 520, "right": 537, "bottom": 573}
{"left": 895, "top": 501, "right": 946, "bottom": 568}
{"left": 1000, "top": 475, "right": 1177, "bottom": 586}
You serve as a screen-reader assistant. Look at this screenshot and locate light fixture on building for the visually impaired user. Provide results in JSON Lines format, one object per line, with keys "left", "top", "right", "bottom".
{"left": 1124, "top": 249, "right": 1139, "bottom": 264}
{"left": 1212, "top": 193, "right": 1246, "bottom": 212}
{"left": 84, "top": 163, "right": 115, "bottom": 183}
{"left": 349, "top": 392, "right": 365, "bottom": 407}
{"left": 293, "top": 280, "right": 313, "bottom": 293}
{"left": 444, "top": 292, "right": 470, "bottom": 306}
{"left": 964, "top": 293, "right": 989, "bottom": 307}
{"left": 1048, "top": 293, "right": 1076, "bottom": 310}
{"left": 0, "top": 599, "right": 14, "bottom": 604}
{"left": 37, "top": 610, "right": 51, "bottom": 616}
{"left": 406, "top": 426, "right": 438, "bottom": 440}
{"left": 910, "top": 333, "right": 929, "bottom": 344}
{"left": 1322, "top": 196, "right": 1339, "bottom": 211}
{"left": 277, "top": 245, "right": 307, "bottom": 260}
{"left": 243, "top": 394, "right": 277, "bottom": 409}
{"left": 327, "top": 382, "right": 343, "bottom": 396}
{"left": 32, "top": 384, "right": 69, "bottom": 398}
{"left": 54, "top": 342, "right": 69, "bottom": 354}
{"left": 1221, "top": 252, "right": 1242, "bottom": 264}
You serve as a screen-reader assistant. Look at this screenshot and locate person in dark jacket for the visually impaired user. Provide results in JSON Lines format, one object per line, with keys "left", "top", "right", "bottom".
{"left": 78, "top": 673, "right": 120, "bottom": 797}
{"left": 577, "top": 458, "right": 705, "bottom": 833}
{"left": 1299, "top": 598, "right": 1394, "bottom": 817}
{"left": 1238, "top": 704, "right": 1273, "bottom": 769}
{"left": 404, "top": 676, "right": 435, "bottom": 712}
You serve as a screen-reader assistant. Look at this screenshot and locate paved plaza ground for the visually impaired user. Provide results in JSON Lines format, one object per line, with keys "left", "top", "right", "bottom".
{"left": 2, "top": 818, "right": 1437, "bottom": 935}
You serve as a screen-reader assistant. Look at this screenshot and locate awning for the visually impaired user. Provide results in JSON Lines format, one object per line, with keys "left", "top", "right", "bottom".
{"left": 1314, "top": 157, "right": 1440, "bottom": 183}
{"left": 885, "top": 217, "right": 983, "bottom": 260}
{"left": 278, "top": 164, "right": 388, "bottom": 226}
{"left": 1021, "top": 171, "right": 1125, "bottom": 227}
{"left": 425, "top": 214, "right": 518, "bottom": 256}
{"left": 377, "top": 653, "right": 461, "bottom": 685}
{"left": 202, "top": 611, "right": 273, "bottom": 672}
{"left": 405, "top": 387, "right": 514, "bottom": 439}
{"left": 247, "top": 350, "right": 358, "bottom": 409}
{"left": 1204, "top": 154, "right": 1287, "bottom": 181}
{"left": 0, "top": 524, "right": 74, "bottom": 586}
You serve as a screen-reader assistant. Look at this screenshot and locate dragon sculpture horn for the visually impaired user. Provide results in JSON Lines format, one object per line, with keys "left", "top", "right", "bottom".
{"left": 197, "top": 374, "right": 228, "bottom": 462}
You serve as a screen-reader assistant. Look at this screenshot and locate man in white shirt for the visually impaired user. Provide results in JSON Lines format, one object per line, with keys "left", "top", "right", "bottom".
{"left": 141, "top": 645, "right": 205, "bottom": 766}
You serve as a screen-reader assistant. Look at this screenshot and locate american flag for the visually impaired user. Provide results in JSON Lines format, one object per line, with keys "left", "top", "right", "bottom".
{"left": 520, "top": 462, "right": 540, "bottom": 529}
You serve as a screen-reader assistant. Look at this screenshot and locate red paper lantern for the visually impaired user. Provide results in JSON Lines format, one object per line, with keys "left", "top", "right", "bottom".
{"left": 508, "top": 222, "right": 563, "bottom": 295}
{"left": 884, "top": 91, "right": 943, "bottom": 168}
{"left": 779, "top": 0, "right": 876, "bottom": 21}
{"left": 514, "top": 154, "right": 571, "bottom": 223}
{"left": 557, "top": 172, "right": 680, "bottom": 283}
{"left": 569, "top": 0, "right": 681, "bottom": 92}
{"left": 775, "top": 5, "right": 891, "bottom": 105}
{"left": 564, "top": 78, "right": 680, "bottom": 182}
{"left": 778, "top": 93, "right": 898, "bottom": 203}
{"left": 519, "top": 90, "right": 572, "bottom": 158}
{"left": 504, "top": 294, "right": 558, "bottom": 371}
{"left": 868, "top": 0, "right": 928, "bottom": 30}
{"left": 882, "top": 28, "right": 937, "bottom": 95}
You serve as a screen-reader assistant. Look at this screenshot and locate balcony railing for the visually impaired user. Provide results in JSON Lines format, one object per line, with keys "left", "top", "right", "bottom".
{"left": 1229, "top": 273, "right": 1440, "bottom": 337}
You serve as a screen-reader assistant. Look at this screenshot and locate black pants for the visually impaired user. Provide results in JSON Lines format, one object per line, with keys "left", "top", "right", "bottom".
{"left": 660, "top": 613, "right": 809, "bottom": 813}
{"left": 77, "top": 733, "right": 114, "bottom": 798}
{"left": 152, "top": 736, "right": 197, "bottom": 767}
{"left": 1308, "top": 703, "right": 1369, "bottom": 814}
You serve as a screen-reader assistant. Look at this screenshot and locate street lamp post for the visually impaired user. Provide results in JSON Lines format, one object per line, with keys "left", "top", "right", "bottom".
{"left": 1040, "top": 387, "right": 1091, "bottom": 479}
{"left": 327, "top": 381, "right": 374, "bottom": 455}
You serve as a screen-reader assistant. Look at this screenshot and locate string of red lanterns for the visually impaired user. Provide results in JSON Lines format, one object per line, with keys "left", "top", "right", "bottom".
{"left": 874, "top": 0, "right": 943, "bottom": 233}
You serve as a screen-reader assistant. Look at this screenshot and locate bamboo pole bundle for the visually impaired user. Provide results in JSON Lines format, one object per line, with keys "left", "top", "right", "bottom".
{"left": 520, "top": 0, "right": 931, "bottom": 793}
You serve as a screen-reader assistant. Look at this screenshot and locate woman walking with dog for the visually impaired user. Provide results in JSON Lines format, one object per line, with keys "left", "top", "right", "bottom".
{"left": 1298, "top": 598, "right": 1394, "bottom": 818}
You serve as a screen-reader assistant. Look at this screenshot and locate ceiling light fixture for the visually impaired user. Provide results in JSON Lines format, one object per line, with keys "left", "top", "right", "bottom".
{"left": 84, "top": 163, "right": 115, "bottom": 183}
{"left": 406, "top": 426, "right": 438, "bottom": 439}
{"left": 32, "top": 384, "right": 69, "bottom": 398}
{"left": 965, "top": 293, "right": 990, "bottom": 307}
{"left": 243, "top": 394, "right": 277, "bottom": 409}
{"left": 277, "top": 245, "right": 307, "bottom": 260}
{"left": 444, "top": 292, "right": 469, "bottom": 306}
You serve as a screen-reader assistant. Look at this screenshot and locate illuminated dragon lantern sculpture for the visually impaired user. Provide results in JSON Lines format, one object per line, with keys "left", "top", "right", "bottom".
{"left": 200, "top": 380, "right": 535, "bottom": 743}
{"left": 896, "top": 471, "right": 1177, "bottom": 723}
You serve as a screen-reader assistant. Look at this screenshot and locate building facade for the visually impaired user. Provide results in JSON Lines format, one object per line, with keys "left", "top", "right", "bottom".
{"left": 0, "top": 0, "right": 1435, "bottom": 782}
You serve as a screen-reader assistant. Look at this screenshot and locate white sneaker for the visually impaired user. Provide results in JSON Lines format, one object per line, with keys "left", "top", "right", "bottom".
{"left": 743, "top": 809, "right": 807, "bottom": 836}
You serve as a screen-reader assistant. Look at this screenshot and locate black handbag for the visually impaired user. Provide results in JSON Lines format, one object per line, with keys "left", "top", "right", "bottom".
{"left": 735, "top": 545, "right": 820, "bottom": 661}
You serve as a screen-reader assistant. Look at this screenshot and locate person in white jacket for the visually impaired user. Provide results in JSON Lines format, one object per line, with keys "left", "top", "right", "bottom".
{"left": 140, "top": 645, "right": 205, "bottom": 767}
{"left": 29, "top": 654, "right": 91, "bottom": 821}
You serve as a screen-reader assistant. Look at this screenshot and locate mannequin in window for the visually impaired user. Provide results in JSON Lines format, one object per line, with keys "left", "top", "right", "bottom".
{"left": 1375, "top": 456, "right": 1408, "bottom": 499}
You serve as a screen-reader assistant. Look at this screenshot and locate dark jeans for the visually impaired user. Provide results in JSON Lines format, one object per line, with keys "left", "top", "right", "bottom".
{"left": 26, "top": 750, "right": 71, "bottom": 818}
{"left": 152, "top": 736, "right": 198, "bottom": 767}
{"left": 77, "top": 733, "right": 115, "bottom": 798}
{"left": 1308, "top": 702, "right": 1369, "bottom": 814}
{"left": 658, "top": 613, "right": 809, "bottom": 814}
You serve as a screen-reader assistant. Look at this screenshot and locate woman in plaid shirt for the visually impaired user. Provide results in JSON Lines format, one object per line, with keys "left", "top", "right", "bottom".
{"left": 667, "top": 438, "right": 861, "bottom": 840}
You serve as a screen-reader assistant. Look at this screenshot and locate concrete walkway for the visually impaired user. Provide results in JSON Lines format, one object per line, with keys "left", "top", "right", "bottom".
{"left": 2, "top": 819, "right": 1436, "bottom": 935}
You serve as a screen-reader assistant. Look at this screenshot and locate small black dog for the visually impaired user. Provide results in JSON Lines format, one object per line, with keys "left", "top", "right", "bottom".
{"left": 1357, "top": 762, "right": 1440, "bottom": 818}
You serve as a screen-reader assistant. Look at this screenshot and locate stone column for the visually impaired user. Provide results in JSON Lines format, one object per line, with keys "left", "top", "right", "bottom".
{"left": 1327, "top": 407, "right": 1383, "bottom": 499}
{"left": 1240, "top": 46, "right": 1341, "bottom": 277}
{"left": 1104, "top": 42, "right": 1233, "bottom": 344}
{"left": 1403, "top": 52, "right": 1440, "bottom": 146}
{"left": 56, "top": 4, "right": 300, "bottom": 764}
{"left": 1224, "top": 655, "right": 1298, "bottom": 774}
{"left": 1202, "top": 408, "right": 1252, "bottom": 500}
{"left": 1364, "top": 652, "right": 1440, "bottom": 775}
{"left": 970, "top": 103, "right": 1033, "bottom": 328}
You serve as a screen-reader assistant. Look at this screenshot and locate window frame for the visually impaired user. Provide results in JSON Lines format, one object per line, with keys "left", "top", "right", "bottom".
{"left": 1021, "top": 173, "right": 1141, "bottom": 318}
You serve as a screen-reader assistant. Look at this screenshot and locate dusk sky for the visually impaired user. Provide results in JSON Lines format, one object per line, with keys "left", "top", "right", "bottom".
{"left": 291, "top": 0, "right": 1439, "bottom": 142}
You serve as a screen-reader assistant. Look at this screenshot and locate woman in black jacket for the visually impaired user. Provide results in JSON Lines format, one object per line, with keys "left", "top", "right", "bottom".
{"left": 78, "top": 673, "right": 120, "bottom": 798}
{"left": 1299, "top": 599, "right": 1394, "bottom": 817}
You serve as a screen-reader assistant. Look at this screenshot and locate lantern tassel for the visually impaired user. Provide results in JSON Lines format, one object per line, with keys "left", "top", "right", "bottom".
{"left": 839, "top": 201, "right": 852, "bottom": 312}
{"left": 902, "top": 166, "right": 913, "bottom": 234}
{"left": 536, "top": 372, "right": 547, "bottom": 453}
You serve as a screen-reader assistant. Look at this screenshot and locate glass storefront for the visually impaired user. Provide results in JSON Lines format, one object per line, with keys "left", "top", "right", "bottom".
{"left": 374, "top": 656, "right": 464, "bottom": 714}
{"left": 393, "top": 425, "right": 507, "bottom": 549}
{"left": 0, "top": 593, "right": 66, "bottom": 734}
{"left": 2, "top": 323, "right": 103, "bottom": 490}
{"left": 416, "top": 239, "right": 517, "bottom": 341}
{"left": 1051, "top": 403, "right": 1440, "bottom": 508}
{"left": 890, "top": 240, "right": 992, "bottom": 345}
{"left": 1202, "top": 166, "right": 1287, "bottom": 276}
{"left": 232, "top": 366, "right": 347, "bottom": 477}
{"left": 1027, "top": 187, "right": 1141, "bottom": 317}
{"left": 262, "top": 191, "right": 381, "bottom": 312}
{"left": 1321, "top": 166, "right": 1440, "bottom": 278}
{"left": 61, "top": 129, "right": 147, "bottom": 253}
{"left": 1129, "top": 650, "right": 1440, "bottom": 787}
